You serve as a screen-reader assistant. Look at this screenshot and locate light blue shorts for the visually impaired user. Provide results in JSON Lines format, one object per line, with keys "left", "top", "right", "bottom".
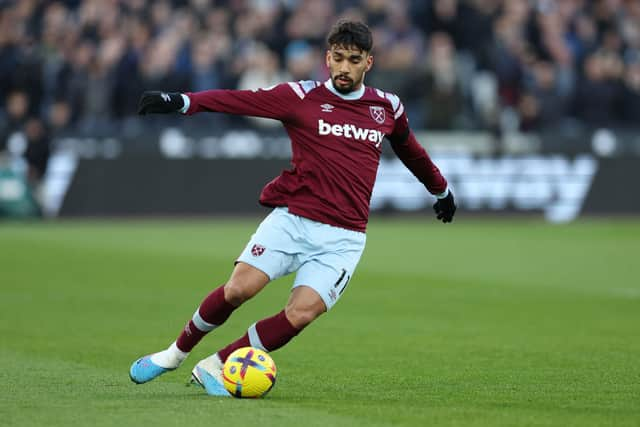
{"left": 236, "top": 207, "right": 366, "bottom": 310}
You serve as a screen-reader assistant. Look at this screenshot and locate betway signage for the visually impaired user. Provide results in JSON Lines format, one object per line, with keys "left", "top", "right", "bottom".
{"left": 62, "top": 155, "right": 640, "bottom": 220}
{"left": 371, "top": 154, "right": 598, "bottom": 223}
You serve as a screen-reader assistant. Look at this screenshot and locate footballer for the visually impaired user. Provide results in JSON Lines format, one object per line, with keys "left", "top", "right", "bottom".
{"left": 129, "top": 20, "right": 456, "bottom": 396}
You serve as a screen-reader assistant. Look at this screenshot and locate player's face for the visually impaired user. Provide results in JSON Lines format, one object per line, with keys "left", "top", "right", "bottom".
{"left": 326, "top": 45, "right": 373, "bottom": 94}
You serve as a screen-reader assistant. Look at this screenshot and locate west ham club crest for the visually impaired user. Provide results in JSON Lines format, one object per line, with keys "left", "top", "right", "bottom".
{"left": 251, "top": 244, "right": 266, "bottom": 256}
{"left": 369, "top": 106, "right": 386, "bottom": 124}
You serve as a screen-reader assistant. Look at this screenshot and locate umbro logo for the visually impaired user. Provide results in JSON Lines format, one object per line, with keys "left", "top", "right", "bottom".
{"left": 321, "top": 103, "right": 335, "bottom": 113}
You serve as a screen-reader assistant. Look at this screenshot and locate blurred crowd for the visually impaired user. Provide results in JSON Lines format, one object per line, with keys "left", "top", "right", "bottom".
{"left": 3, "top": 0, "right": 640, "bottom": 178}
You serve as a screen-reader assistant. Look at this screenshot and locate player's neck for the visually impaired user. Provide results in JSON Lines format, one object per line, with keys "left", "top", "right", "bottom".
{"left": 324, "top": 79, "right": 365, "bottom": 100}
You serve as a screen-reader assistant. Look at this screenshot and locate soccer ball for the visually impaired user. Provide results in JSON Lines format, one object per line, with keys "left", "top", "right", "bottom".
{"left": 222, "top": 347, "right": 277, "bottom": 398}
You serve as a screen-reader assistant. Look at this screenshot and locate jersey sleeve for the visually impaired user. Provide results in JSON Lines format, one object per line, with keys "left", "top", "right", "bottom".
{"left": 183, "top": 83, "right": 303, "bottom": 122}
{"left": 388, "top": 109, "right": 448, "bottom": 196}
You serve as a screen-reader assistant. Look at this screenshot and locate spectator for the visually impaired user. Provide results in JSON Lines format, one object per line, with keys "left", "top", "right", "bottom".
{"left": 23, "top": 117, "right": 50, "bottom": 186}
{"left": 618, "top": 60, "right": 640, "bottom": 125}
{"left": 367, "top": 4, "right": 423, "bottom": 101}
{"left": 423, "top": 0, "right": 478, "bottom": 50}
{"left": 1, "top": 90, "right": 30, "bottom": 152}
{"left": 486, "top": 15, "right": 528, "bottom": 107}
{"left": 81, "top": 35, "right": 126, "bottom": 130}
{"left": 568, "top": 13, "right": 599, "bottom": 65}
{"left": 237, "top": 44, "right": 291, "bottom": 128}
{"left": 456, "top": 0, "right": 500, "bottom": 54}
{"left": 190, "top": 33, "right": 225, "bottom": 92}
{"left": 285, "top": 0, "right": 336, "bottom": 46}
{"left": 138, "top": 34, "right": 190, "bottom": 93}
{"left": 47, "top": 99, "right": 72, "bottom": 137}
{"left": 521, "top": 60, "right": 571, "bottom": 129}
{"left": 412, "top": 32, "right": 465, "bottom": 130}
{"left": 284, "top": 40, "right": 325, "bottom": 81}
{"left": 360, "top": 0, "right": 388, "bottom": 28}
{"left": 572, "top": 51, "right": 622, "bottom": 127}
{"left": 63, "top": 39, "right": 94, "bottom": 124}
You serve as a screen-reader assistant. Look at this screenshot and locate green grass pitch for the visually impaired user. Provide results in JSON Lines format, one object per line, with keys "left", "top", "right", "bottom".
{"left": 1, "top": 217, "right": 639, "bottom": 427}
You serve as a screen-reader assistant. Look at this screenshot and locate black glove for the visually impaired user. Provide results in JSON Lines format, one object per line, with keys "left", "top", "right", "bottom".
{"left": 137, "top": 91, "right": 184, "bottom": 115}
{"left": 433, "top": 190, "right": 456, "bottom": 223}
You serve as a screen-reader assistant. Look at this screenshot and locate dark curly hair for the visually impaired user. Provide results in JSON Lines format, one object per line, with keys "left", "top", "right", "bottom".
{"left": 326, "top": 20, "right": 373, "bottom": 53}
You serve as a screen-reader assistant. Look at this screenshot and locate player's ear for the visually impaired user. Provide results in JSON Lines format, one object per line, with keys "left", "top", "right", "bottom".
{"left": 365, "top": 54, "right": 373, "bottom": 72}
{"left": 325, "top": 50, "right": 331, "bottom": 67}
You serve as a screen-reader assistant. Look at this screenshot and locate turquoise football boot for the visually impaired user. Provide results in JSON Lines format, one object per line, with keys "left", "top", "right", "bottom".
{"left": 129, "top": 355, "right": 175, "bottom": 384}
{"left": 190, "top": 354, "right": 231, "bottom": 397}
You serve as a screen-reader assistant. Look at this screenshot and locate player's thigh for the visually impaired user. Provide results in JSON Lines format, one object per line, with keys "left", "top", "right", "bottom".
{"left": 293, "top": 248, "right": 363, "bottom": 312}
{"left": 236, "top": 207, "right": 302, "bottom": 279}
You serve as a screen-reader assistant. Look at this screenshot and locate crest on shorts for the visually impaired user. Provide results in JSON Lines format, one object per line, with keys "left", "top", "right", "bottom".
{"left": 251, "top": 244, "right": 266, "bottom": 257}
{"left": 369, "top": 106, "right": 385, "bottom": 124}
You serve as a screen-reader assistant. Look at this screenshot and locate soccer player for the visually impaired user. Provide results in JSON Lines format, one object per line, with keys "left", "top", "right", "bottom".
{"left": 129, "top": 20, "right": 456, "bottom": 396}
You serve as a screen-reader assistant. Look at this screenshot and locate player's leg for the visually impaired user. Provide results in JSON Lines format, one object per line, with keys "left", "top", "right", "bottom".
{"left": 216, "top": 223, "right": 366, "bottom": 358}
{"left": 191, "top": 285, "right": 325, "bottom": 396}
{"left": 133, "top": 207, "right": 298, "bottom": 389}
{"left": 193, "top": 248, "right": 362, "bottom": 396}
{"left": 129, "top": 262, "right": 269, "bottom": 384}
{"left": 220, "top": 285, "right": 326, "bottom": 360}
{"left": 175, "top": 262, "right": 270, "bottom": 353}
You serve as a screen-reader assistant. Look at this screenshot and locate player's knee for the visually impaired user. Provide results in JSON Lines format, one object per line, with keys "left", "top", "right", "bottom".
{"left": 285, "top": 304, "right": 323, "bottom": 329}
{"left": 223, "top": 280, "right": 253, "bottom": 306}
{"left": 224, "top": 263, "right": 270, "bottom": 306}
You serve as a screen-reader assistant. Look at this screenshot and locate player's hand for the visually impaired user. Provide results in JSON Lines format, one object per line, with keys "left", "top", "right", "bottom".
{"left": 433, "top": 190, "right": 456, "bottom": 223}
{"left": 137, "top": 91, "right": 184, "bottom": 115}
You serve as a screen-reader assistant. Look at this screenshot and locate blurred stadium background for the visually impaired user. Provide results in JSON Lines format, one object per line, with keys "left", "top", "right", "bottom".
{"left": 0, "top": 0, "right": 638, "bottom": 221}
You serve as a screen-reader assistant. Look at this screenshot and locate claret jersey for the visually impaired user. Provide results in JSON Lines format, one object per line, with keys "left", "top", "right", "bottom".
{"left": 184, "top": 80, "right": 447, "bottom": 232}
